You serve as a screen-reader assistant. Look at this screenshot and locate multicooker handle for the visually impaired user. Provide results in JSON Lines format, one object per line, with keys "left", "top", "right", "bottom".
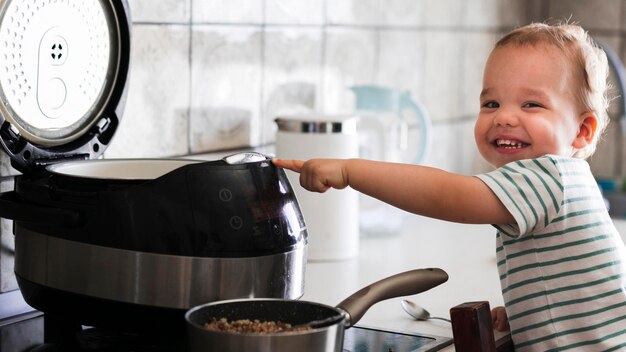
{"left": 0, "top": 191, "right": 82, "bottom": 227}
{"left": 337, "top": 268, "right": 449, "bottom": 327}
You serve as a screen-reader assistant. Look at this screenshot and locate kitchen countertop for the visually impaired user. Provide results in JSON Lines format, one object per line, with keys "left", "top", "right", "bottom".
{"left": 300, "top": 212, "right": 626, "bottom": 351}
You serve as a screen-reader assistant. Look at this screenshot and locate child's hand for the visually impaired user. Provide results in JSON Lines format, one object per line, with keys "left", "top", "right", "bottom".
{"left": 272, "top": 158, "right": 305, "bottom": 173}
{"left": 272, "top": 158, "right": 349, "bottom": 193}
{"left": 491, "top": 306, "right": 510, "bottom": 332}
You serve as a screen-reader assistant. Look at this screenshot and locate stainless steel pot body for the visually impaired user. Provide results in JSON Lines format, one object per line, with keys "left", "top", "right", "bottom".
{"left": 14, "top": 227, "right": 306, "bottom": 334}
{"left": 187, "top": 300, "right": 346, "bottom": 352}
{"left": 15, "top": 228, "right": 306, "bottom": 310}
{"left": 185, "top": 268, "right": 449, "bottom": 352}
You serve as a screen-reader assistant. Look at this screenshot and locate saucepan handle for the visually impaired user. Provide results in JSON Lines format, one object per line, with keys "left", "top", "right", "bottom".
{"left": 337, "top": 268, "right": 449, "bottom": 327}
{"left": 0, "top": 191, "right": 82, "bottom": 227}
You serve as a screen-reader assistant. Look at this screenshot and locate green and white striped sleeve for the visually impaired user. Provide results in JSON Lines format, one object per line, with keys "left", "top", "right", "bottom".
{"left": 475, "top": 156, "right": 564, "bottom": 238}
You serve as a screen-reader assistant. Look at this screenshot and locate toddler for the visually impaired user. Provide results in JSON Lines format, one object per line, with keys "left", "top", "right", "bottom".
{"left": 274, "top": 23, "right": 626, "bottom": 351}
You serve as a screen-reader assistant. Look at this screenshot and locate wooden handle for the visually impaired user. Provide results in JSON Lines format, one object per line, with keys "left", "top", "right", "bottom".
{"left": 450, "top": 301, "right": 496, "bottom": 352}
{"left": 450, "top": 301, "right": 514, "bottom": 352}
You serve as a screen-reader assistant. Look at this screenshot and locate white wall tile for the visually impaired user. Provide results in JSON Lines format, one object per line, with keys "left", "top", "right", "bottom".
{"left": 0, "top": 154, "right": 16, "bottom": 177}
{"left": 594, "top": 35, "right": 622, "bottom": 129}
{"left": 548, "top": 0, "right": 622, "bottom": 31}
{"left": 322, "top": 27, "right": 377, "bottom": 114}
{"left": 105, "top": 25, "right": 190, "bottom": 158}
{"left": 618, "top": 32, "right": 626, "bottom": 178}
{"left": 420, "top": 0, "right": 531, "bottom": 29}
{"left": 586, "top": 34, "right": 624, "bottom": 178}
{"left": 380, "top": 0, "right": 530, "bottom": 29}
{"left": 465, "top": 0, "right": 529, "bottom": 28}
{"left": 623, "top": 1, "right": 626, "bottom": 31}
{"left": 590, "top": 122, "right": 620, "bottom": 179}
{"left": 190, "top": 25, "right": 262, "bottom": 152}
{"left": 424, "top": 119, "right": 490, "bottom": 175}
{"left": 459, "top": 32, "right": 498, "bottom": 118}
{"left": 422, "top": 123, "right": 458, "bottom": 171}
{"left": 456, "top": 32, "right": 499, "bottom": 175}
{"left": 620, "top": 128, "right": 626, "bottom": 178}
{"left": 377, "top": 29, "right": 424, "bottom": 97}
{"left": 27, "top": 0, "right": 625, "bottom": 179}
{"left": 266, "top": 0, "right": 324, "bottom": 25}
{"left": 128, "top": 0, "right": 190, "bottom": 23}
{"left": 263, "top": 27, "right": 323, "bottom": 144}
{"left": 420, "top": 0, "right": 467, "bottom": 27}
{"left": 0, "top": 219, "right": 16, "bottom": 292}
{"left": 457, "top": 117, "right": 492, "bottom": 175}
{"left": 378, "top": 0, "right": 423, "bottom": 27}
{"left": 0, "top": 154, "right": 16, "bottom": 292}
{"left": 418, "top": 30, "right": 464, "bottom": 122}
{"left": 326, "top": 0, "right": 379, "bottom": 26}
{"left": 376, "top": 29, "right": 432, "bottom": 165}
{"left": 192, "top": 0, "right": 263, "bottom": 24}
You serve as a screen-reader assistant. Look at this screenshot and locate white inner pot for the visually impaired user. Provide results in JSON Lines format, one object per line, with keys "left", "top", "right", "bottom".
{"left": 47, "top": 159, "right": 201, "bottom": 180}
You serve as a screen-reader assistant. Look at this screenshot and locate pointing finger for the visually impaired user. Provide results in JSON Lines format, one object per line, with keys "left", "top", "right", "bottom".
{"left": 272, "top": 158, "right": 305, "bottom": 173}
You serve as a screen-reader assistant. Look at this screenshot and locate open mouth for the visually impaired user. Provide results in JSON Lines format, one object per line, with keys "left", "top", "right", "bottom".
{"left": 494, "top": 139, "right": 529, "bottom": 149}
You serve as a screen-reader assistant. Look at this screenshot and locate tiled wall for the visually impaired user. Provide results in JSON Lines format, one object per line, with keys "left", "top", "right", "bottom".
{"left": 540, "top": 0, "right": 626, "bottom": 180}
{"left": 103, "top": 0, "right": 626, "bottom": 176}
{"left": 105, "top": 0, "right": 533, "bottom": 174}
{"left": 1, "top": 0, "right": 626, "bottom": 293}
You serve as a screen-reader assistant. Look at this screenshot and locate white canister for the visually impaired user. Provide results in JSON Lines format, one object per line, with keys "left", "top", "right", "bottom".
{"left": 275, "top": 115, "right": 359, "bottom": 261}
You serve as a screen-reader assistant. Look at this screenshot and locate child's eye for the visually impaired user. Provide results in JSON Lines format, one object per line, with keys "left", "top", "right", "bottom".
{"left": 522, "top": 102, "right": 543, "bottom": 108}
{"left": 482, "top": 101, "right": 499, "bottom": 109}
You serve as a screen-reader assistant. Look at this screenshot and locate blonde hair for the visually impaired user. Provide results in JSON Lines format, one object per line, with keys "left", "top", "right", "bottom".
{"left": 495, "top": 22, "right": 610, "bottom": 159}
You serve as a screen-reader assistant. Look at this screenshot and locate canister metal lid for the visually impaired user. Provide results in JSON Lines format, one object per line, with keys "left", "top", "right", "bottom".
{"left": 275, "top": 115, "right": 357, "bottom": 134}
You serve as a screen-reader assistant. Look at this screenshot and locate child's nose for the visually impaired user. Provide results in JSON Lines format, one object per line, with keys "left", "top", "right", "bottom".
{"left": 493, "top": 109, "right": 519, "bottom": 127}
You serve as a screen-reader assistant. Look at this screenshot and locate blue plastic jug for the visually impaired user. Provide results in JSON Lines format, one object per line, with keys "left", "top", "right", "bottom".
{"left": 350, "top": 85, "right": 431, "bottom": 165}
{"left": 350, "top": 85, "right": 432, "bottom": 236}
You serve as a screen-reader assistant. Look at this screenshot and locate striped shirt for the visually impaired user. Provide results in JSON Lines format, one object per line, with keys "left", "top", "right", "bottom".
{"left": 476, "top": 155, "right": 626, "bottom": 351}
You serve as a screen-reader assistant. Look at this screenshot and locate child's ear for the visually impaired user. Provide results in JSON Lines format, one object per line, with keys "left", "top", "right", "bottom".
{"left": 572, "top": 112, "right": 598, "bottom": 149}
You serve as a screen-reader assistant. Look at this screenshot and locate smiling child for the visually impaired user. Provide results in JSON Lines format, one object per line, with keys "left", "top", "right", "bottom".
{"left": 273, "top": 23, "right": 626, "bottom": 351}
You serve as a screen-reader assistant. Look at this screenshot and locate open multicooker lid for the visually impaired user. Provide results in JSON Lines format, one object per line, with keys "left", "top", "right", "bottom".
{"left": 0, "top": 0, "right": 131, "bottom": 174}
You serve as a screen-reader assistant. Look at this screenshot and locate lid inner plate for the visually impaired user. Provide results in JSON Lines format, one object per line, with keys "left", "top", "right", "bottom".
{"left": 0, "top": 0, "right": 119, "bottom": 146}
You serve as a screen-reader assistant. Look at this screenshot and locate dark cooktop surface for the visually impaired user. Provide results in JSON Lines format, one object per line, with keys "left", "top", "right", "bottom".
{"left": 343, "top": 326, "right": 452, "bottom": 352}
{"left": 28, "top": 326, "right": 452, "bottom": 352}
{"left": 30, "top": 328, "right": 184, "bottom": 352}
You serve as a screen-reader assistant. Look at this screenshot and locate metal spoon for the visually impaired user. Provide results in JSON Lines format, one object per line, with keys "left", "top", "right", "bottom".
{"left": 401, "top": 299, "right": 451, "bottom": 323}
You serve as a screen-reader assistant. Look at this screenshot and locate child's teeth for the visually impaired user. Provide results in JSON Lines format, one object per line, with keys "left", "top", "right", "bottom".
{"left": 497, "top": 139, "right": 524, "bottom": 148}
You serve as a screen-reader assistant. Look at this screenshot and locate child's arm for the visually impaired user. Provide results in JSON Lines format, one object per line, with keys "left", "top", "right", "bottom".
{"left": 273, "top": 158, "right": 514, "bottom": 225}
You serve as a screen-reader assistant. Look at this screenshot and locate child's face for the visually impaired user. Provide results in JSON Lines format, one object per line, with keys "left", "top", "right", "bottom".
{"left": 474, "top": 44, "right": 585, "bottom": 168}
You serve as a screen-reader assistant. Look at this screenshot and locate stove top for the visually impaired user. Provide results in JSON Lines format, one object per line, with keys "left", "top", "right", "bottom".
{"left": 3, "top": 311, "right": 452, "bottom": 352}
{"left": 343, "top": 326, "right": 452, "bottom": 352}
{"left": 30, "top": 328, "right": 184, "bottom": 352}
{"left": 29, "top": 326, "right": 452, "bottom": 352}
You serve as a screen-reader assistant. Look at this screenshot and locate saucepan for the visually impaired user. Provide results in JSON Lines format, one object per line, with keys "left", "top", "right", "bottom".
{"left": 185, "top": 268, "right": 448, "bottom": 352}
